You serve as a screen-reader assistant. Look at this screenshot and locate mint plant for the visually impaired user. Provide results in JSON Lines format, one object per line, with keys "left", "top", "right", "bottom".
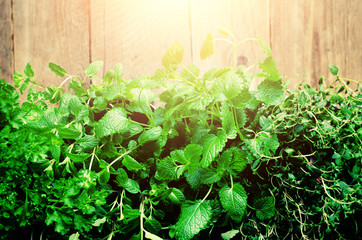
{"left": 0, "top": 28, "right": 361, "bottom": 240}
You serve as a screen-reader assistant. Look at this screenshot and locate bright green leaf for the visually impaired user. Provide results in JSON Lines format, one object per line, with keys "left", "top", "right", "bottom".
{"left": 138, "top": 126, "right": 163, "bottom": 145}
{"left": 49, "top": 62, "right": 66, "bottom": 77}
{"left": 85, "top": 61, "right": 103, "bottom": 77}
{"left": 124, "top": 178, "right": 141, "bottom": 194}
{"left": 219, "top": 183, "right": 247, "bottom": 222}
{"left": 255, "top": 79, "right": 285, "bottom": 105}
{"left": 174, "top": 200, "right": 212, "bottom": 240}
{"left": 122, "top": 155, "right": 143, "bottom": 172}
{"left": 95, "top": 108, "right": 129, "bottom": 138}
{"left": 328, "top": 64, "right": 339, "bottom": 76}
{"left": 24, "top": 62, "right": 34, "bottom": 78}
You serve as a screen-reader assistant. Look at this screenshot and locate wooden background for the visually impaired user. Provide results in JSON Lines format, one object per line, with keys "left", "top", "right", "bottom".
{"left": 1, "top": 0, "right": 361, "bottom": 94}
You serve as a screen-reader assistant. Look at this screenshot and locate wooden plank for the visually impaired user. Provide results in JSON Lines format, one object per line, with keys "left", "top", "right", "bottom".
{"left": 13, "top": 0, "right": 90, "bottom": 90}
{"left": 190, "top": 0, "right": 270, "bottom": 88}
{"left": 0, "top": 0, "right": 14, "bottom": 82}
{"left": 270, "top": 0, "right": 362, "bottom": 88}
{"left": 90, "top": 0, "right": 192, "bottom": 80}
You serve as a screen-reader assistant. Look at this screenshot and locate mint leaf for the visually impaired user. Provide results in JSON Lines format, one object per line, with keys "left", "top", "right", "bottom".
{"left": 328, "top": 64, "right": 339, "bottom": 76}
{"left": 200, "top": 33, "right": 214, "bottom": 60}
{"left": 122, "top": 155, "right": 143, "bottom": 172}
{"left": 174, "top": 200, "right": 212, "bottom": 240}
{"left": 162, "top": 41, "right": 184, "bottom": 70}
{"left": 24, "top": 62, "right": 34, "bottom": 78}
{"left": 98, "top": 168, "right": 110, "bottom": 185}
{"left": 124, "top": 178, "right": 141, "bottom": 194}
{"left": 156, "top": 157, "right": 178, "bottom": 181}
{"left": 85, "top": 61, "right": 103, "bottom": 77}
{"left": 219, "top": 183, "right": 247, "bottom": 222}
{"left": 168, "top": 188, "right": 186, "bottom": 205}
{"left": 138, "top": 126, "right": 162, "bottom": 145}
{"left": 255, "top": 79, "right": 284, "bottom": 106}
{"left": 49, "top": 62, "right": 66, "bottom": 77}
{"left": 95, "top": 108, "right": 129, "bottom": 138}
{"left": 254, "top": 196, "right": 275, "bottom": 220}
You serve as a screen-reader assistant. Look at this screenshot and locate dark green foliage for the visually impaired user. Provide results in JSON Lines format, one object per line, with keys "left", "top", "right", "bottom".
{"left": 0, "top": 30, "right": 361, "bottom": 240}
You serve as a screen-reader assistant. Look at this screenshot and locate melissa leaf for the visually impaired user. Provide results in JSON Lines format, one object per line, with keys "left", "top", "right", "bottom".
{"left": 258, "top": 57, "right": 280, "bottom": 81}
{"left": 220, "top": 102, "right": 237, "bottom": 139}
{"left": 201, "top": 131, "right": 226, "bottom": 168}
{"left": 200, "top": 33, "right": 214, "bottom": 60}
{"left": 219, "top": 183, "right": 247, "bottom": 222}
{"left": 174, "top": 200, "right": 212, "bottom": 240}
{"left": 181, "top": 64, "right": 200, "bottom": 82}
{"left": 49, "top": 62, "right": 66, "bottom": 77}
{"left": 156, "top": 158, "right": 178, "bottom": 181}
{"left": 138, "top": 126, "right": 162, "bottom": 145}
{"left": 122, "top": 155, "right": 143, "bottom": 172}
{"left": 255, "top": 79, "right": 285, "bottom": 106}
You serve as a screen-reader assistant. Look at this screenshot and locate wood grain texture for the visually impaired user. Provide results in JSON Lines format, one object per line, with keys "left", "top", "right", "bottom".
{"left": 0, "top": 0, "right": 14, "bottom": 81}
{"left": 270, "top": 0, "right": 362, "bottom": 87}
{"left": 90, "top": 0, "right": 191, "bottom": 79}
{"left": 13, "top": 0, "right": 90, "bottom": 88}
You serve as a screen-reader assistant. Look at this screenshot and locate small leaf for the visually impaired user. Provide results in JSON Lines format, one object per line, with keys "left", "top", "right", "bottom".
{"left": 217, "top": 26, "right": 233, "bottom": 36}
{"left": 69, "top": 232, "right": 80, "bottom": 240}
{"left": 98, "top": 168, "right": 110, "bottom": 185}
{"left": 328, "top": 64, "right": 339, "bottom": 75}
{"left": 221, "top": 229, "right": 239, "bottom": 240}
{"left": 24, "top": 62, "right": 34, "bottom": 77}
{"left": 200, "top": 33, "right": 214, "bottom": 60}
{"left": 256, "top": 36, "right": 272, "bottom": 57}
{"left": 162, "top": 41, "right": 184, "bottom": 70}
{"left": 92, "top": 217, "right": 107, "bottom": 227}
{"left": 85, "top": 61, "right": 103, "bottom": 76}
{"left": 49, "top": 62, "right": 66, "bottom": 77}
{"left": 65, "top": 152, "right": 91, "bottom": 163}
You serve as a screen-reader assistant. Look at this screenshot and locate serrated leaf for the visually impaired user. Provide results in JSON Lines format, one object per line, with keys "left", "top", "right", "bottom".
{"left": 201, "top": 170, "right": 222, "bottom": 184}
{"left": 95, "top": 108, "right": 129, "bottom": 138}
{"left": 254, "top": 196, "right": 275, "bottom": 220}
{"left": 174, "top": 201, "right": 212, "bottom": 240}
{"left": 328, "top": 64, "right": 339, "bottom": 75}
{"left": 122, "top": 155, "right": 143, "bottom": 172}
{"left": 24, "top": 62, "right": 34, "bottom": 77}
{"left": 181, "top": 64, "right": 200, "bottom": 82}
{"left": 102, "top": 84, "right": 127, "bottom": 101}
{"left": 49, "top": 62, "right": 66, "bottom": 77}
{"left": 85, "top": 61, "right": 103, "bottom": 76}
{"left": 76, "top": 135, "right": 99, "bottom": 150}
{"left": 162, "top": 41, "right": 184, "bottom": 70}
{"left": 221, "top": 229, "right": 239, "bottom": 240}
{"left": 124, "top": 178, "right": 141, "bottom": 194}
{"left": 219, "top": 183, "right": 247, "bottom": 222}
{"left": 156, "top": 157, "right": 178, "bottom": 181}
{"left": 57, "top": 126, "right": 82, "bottom": 139}
{"left": 259, "top": 57, "right": 280, "bottom": 81}
{"left": 185, "top": 167, "right": 206, "bottom": 189}
{"left": 214, "top": 71, "right": 245, "bottom": 100}
{"left": 255, "top": 79, "right": 284, "bottom": 105}
{"left": 144, "top": 218, "right": 162, "bottom": 235}
{"left": 200, "top": 33, "right": 214, "bottom": 60}
{"left": 138, "top": 126, "right": 163, "bottom": 145}
{"left": 256, "top": 36, "right": 272, "bottom": 57}
{"left": 201, "top": 132, "right": 226, "bottom": 168}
